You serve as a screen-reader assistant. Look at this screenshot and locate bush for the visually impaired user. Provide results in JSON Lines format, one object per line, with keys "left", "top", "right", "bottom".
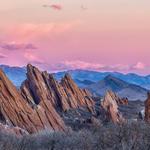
{"left": 1, "top": 121, "right": 150, "bottom": 150}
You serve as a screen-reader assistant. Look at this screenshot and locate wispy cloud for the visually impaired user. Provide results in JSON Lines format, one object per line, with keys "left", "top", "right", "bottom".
{"left": 50, "top": 4, "right": 62, "bottom": 10}
{"left": 2, "top": 21, "right": 81, "bottom": 41}
{"left": 44, "top": 60, "right": 148, "bottom": 73}
{"left": 0, "top": 53, "right": 7, "bottom": 59}
{"left": 24, "top": 52, "right": 45, "bottom": 65}
{"left": 131, "top": 62, "right": 146, "bottom": 70}
{"left": 58, "top": 60, "right": 105, "bottom": 71}
{"left": 43, "top": 4, "right": 62, "bottom": 10}
{"left": 0, "top": 41, "right": 37, "bottom": 51}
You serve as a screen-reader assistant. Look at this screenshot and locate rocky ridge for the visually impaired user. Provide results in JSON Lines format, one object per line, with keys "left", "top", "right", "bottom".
{"left": 0, "top": 68, "right": 66, "bottom": 134}
{"left": 21, "top": 64, "right": 95, "bottom": 114}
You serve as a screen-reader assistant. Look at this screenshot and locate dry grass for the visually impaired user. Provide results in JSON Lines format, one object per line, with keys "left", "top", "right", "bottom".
{"left": 1, "top": 121, "right": 150, "bottom": 150}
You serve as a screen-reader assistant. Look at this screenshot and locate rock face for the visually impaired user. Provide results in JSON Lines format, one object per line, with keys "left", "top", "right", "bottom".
{"left": 21, "top": 64, "right": 95, "bottom": 113}
{"left": 145, "top": 92, "right": 150, "bottom": 122}
{"left": 101, "top": 90, "right": 125, "bottom": 123}
{"left": 106, "top": 91, "right": 128, "bottom": 105}
{"left": 0, "top": 69, "right": 66, "bottom": 134}
{"left": 61, "top": 73, "right": 95, "bottom": 113}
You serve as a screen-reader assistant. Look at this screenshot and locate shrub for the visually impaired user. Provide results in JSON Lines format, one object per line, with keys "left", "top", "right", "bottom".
{"left": 1, "top": 121, "right": 150, "bottom": 150}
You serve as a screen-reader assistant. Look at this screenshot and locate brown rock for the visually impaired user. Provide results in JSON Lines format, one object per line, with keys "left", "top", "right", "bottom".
{"left": 21, "top": 65, "right": 77, "bottom": 111}
{"left": 101, "top": 90, "right": 125, "bottom": 123}
{"left": 60, "top": 73, "right": 95, "bottom": 113}
{"left": 21, "top": 65, "right": 95, "bottom": 114}
{"left": 119, "top": 97, "right": 128, "bottom": 105}
{"left": 145, "top": 92, "right": 150, "bottom": 122}
{"left": 106, "top": 91, "right": 128, "bottom": 105}
{"left": 0, "top": 69, "right": 66, "bottom": 134}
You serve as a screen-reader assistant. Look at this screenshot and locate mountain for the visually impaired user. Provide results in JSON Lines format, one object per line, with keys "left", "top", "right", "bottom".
{"left": 87, "top": 75, "right": 148, "bottom": 100}
{"left": 0, "top": 65, "right": 150, "bottom": 93}
{"left": 0, "top": 65, "right": 150, "bottom": 90}
{"left": 54, "top": 70, "right": 150, "bottom": 90}
{"left": 74, "top": 79, "right": 95, "bottom": 88}
{"left": 112, "top": 73, "right": 150, "bottom": 89}
{"left": 55, "top": 69, "right": 107, "bottom": 82}
{"left": 0, "top": 65, "right": 26, "bottom": 87}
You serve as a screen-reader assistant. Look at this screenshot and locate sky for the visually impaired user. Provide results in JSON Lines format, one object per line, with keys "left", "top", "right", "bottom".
{"left": 0, "top": 0, "right": 150, "bottom": 74}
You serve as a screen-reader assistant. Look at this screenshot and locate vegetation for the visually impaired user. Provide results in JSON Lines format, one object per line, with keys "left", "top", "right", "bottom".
{"left": 1, "top": 121, "right": 150, "bottom": 150}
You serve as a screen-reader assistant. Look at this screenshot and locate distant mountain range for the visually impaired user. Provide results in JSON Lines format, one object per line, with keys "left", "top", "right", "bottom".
{"left": 0, "top": 65, "right": 149, "bottom": 100}
{"left": 55, "top": 70, "right": 150, "bottom": 90}
{"left": 87, "top": 75, "right": 147, "bottom": 100}
{"left": 0, "top": 65, "right": 26, "bottom": 87}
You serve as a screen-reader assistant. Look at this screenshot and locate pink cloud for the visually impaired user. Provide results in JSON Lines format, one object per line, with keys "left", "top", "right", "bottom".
{"left": 0, "top": 53, "right": 7, "bottom": 59}
{"left": 50, "top": 4, "right": 62, "bottom": 10}
{"left": 60, "top": 60, "right": 105, "bottom": 71}
{"left": 0, "top": 41, "right": 37, "bottom": 51}
{"left": 2, "top": 21, "right": 81, "bottom": 41}
{"left": 61, "top": 61, "right": 130, "bottom": 72}
{"left": 43, "top": 4, "right": 62, "bottom": 10}
{"left": 44, "top": 60, "right": 147, "bottom": 73}
{"left": 24, "top": 52, "right": 45, "bottom": 65}
{"left": 132, "top": 62, "right": 146, "bottom": 70}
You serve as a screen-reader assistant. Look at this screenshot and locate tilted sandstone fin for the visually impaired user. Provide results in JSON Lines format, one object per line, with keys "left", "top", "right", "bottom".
{"left": 60, "top": 73, "right": 95, "bottom": 113}
{"left": 0, "top": 69, "right": 66, "bottom": 134}
{"left": 101, "top": 90, "right": 125, "bottom": 124}
{"left": 21, "top": 64, "right": 70, "bottom": 111}
{"left": 21, "top": 64, "right": 95, "bottom": 114}
{"left": 145, "top": 92, "right": 150, "bottom": 122}
{"left": 105, "top": 91, "right": 128, "bottom": 105}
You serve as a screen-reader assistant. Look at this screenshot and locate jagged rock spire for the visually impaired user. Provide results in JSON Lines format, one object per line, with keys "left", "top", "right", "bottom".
{"left": 0, "top": 68, "right": 66, "bottom": 133}
{"left": 145, "top": 92, "right": 150, "bottom": 122}
{"left": 101, "top": 90, "right": 125, "bottom": 123}
{"left": 21, "top": 64, "right": 95, "bottom": 114}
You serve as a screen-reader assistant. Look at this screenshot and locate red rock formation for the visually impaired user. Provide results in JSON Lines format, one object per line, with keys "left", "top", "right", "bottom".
{"left": 0, "top": 69, "right": 66, "bottom": 134}
{"left": 21, "top": 64, "right": 95, "bottom": 114}
{"left": 106, "top": 91, "right": 128, "bottom": 105}
{"left": 60, "top": 74, "right": 95, "bottom": 113}
{"left": 101, "top": 90, "right": 124, "bottom": 123}
{"left": 145, "top": 92, "right": 150, "bottom": 122}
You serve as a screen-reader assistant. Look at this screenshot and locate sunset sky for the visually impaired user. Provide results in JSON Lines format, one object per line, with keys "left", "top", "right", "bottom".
{"left": 0, "top": 0, "right": 150, "bottom": 74}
